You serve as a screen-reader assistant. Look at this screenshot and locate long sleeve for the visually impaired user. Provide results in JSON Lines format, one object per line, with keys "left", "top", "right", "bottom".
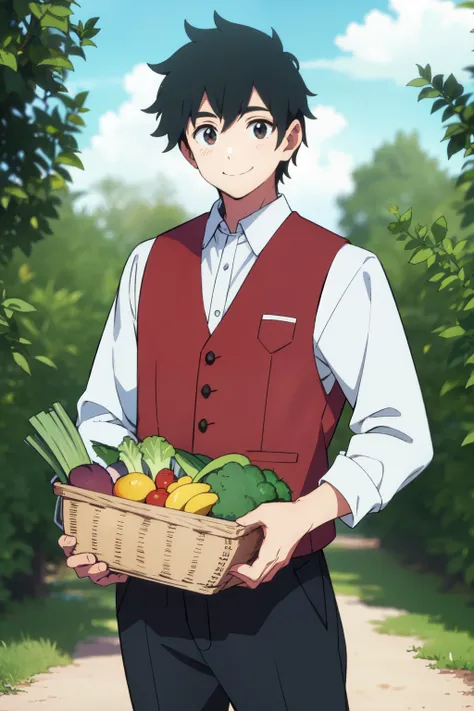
{"left": 76, "top": 239, "right": 155, "bottom": 467}
{"left": 316, "top": 249, "right": 434, "bottom": 528}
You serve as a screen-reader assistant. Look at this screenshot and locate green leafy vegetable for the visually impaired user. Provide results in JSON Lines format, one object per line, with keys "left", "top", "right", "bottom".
{"left": 118, "top": 437, "right": 144, "bottom": 474}
{"left": 139, "top": 436, "right": 175, "bottom": 477}
{"left": 91, "top": 441, "right": 119, "bottom": 467}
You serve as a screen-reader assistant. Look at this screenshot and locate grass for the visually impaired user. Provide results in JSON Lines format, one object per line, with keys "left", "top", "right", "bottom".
{"left": 2, "top": 539, "right": 474, "bottom": 695}
{"left": 326, "top": 540, "right": 474, "bottom": 672}
{"left": 0, "top": 570, "right": 116, "bottom": 695}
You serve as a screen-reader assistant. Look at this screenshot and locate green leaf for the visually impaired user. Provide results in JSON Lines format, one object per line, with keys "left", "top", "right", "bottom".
{"left": 66, "top": 113, "right": 85, "bottom": 127}
{"left": 388, "top": 221, "right": 407, "bottom": 235}
{"left": 2, "top": 298, "right": 36, "bottom": 313}
{"left": 40, "top": 14, "right": 69, "bottom": 33}
{"left": 400, "top": 207, "right": 412, "bottom": 224}
{"left": 48, "top": 5, "right": 73, "bottom": 17}
{"left": 50, "top": 173, "right": 66, "bottom": 190}
{"left": 418, "top": 87, "right": 441, "bottom": 101}
{"left": 55, "top": 152, "right": 84, "bottom": 170}
{"left": 28, "top": 2, "right": 47, "bottom": 19}
{"left": 466, "top": 370, "right": 474, "bottom": 388}
{"left": 431, "top": 98, "right": 447, "bottom": 114}
{"left": 442, "top": 237, "right": 454, "bottom": 253}
{"left": 1, "top": 196, "right": 10, "bottom": 209}
{"left": 75, "top": 90, "right": 89, "bottom": 107}
{"left": 439, "top": 325, "right": 466, "bottom": 338}
{"left": 466, "top": 353, "right": 474, "bottom": 365}
{"left": 4, "top": 185, "right": 28, "bottom": 200}
{"left": 439, "top": 275, "right": 459, "bottom": 290}
{"left": 443, "top": 123, "right": 466, "bottom": 140}
{"left": 429, "top": 272, "right": 445, "bottom": 283}
{"left": 34, "top": 355, "right": 57, "bottom": 369}
{"left": 443, "top": 73, "right": 464, "bottom": 99}
{"left": 18, "top": 337, "right": 31, "bottom": 345}
{"left": 458, "top": 267, "right": 466, "bottom": 282}
{"left": 454, "top": 239, "right": 468, "bottom": 255}
{"left": 12, "top": 351, "right": 31, "bottom": 375}
{"left": 0, "top": 50, "right": 18, "bottom": 71}
{"left": 440, "top": 379, "right": 462, "bottom": 396}
{"left": 38, "top": 56, "right": 74, "bottom": 71}
{"left": 407, "top": 78, "right": 430, "bottom": 87}
{"left": 448, "top": 133, "right": 466, "bottom": 159}
{"left": 81, "top": 39, "right": 97, "bottom": 48}
{"left": 431, "top": 216, "right": 448, "bottom": 242}
{"left": 30, "top": 216, "right": 38, "bottom": 229}
{"left": 461, "top": 429, "right": 474, "bottom": 447}
{"left": 464, "top": 296, "right": 474, "bottom": 310}
{"left": 410, "top": 248, "right": 433, "bottom": 264}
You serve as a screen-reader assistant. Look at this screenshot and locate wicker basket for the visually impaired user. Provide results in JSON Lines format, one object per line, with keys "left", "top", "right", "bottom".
{"left": 53, "top": 483, "right": 263, "bottom": 594}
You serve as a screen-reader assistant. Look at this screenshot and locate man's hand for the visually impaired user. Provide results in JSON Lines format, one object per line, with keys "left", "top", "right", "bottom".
{"left": 227, "top": 500, "right": 313, "bottom": 589}
{"left": 58, "top": 535, "right": 128, "bottom": 586}
{"left": 226, "top": 482, "right": 352, "bottom": 590}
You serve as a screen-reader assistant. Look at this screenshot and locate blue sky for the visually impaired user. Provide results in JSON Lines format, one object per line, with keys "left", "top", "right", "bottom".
{"left": 68, "top": 0, "right": 474, "bottom": 231}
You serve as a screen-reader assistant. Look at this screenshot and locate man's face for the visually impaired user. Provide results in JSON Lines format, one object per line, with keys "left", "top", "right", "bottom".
{"left": 180, "top": 88, "right": 302, "bottom": 199}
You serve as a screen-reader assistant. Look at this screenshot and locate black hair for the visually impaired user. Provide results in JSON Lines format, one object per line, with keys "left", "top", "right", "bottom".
{"left": 142, "top": 12, "right": 316, "bottom": 186}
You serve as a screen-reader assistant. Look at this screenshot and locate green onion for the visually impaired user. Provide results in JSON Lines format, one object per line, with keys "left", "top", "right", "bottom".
{"left": 26, "top": 402, "right": 91, "bottom": 478}
{"left": 25, "top": 434, "right": 68, "bottom": 483}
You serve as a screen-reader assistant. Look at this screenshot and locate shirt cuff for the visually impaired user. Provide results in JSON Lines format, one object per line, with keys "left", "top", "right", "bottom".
{"left": 319, "top": 452, "right": 383, "bottom": 528}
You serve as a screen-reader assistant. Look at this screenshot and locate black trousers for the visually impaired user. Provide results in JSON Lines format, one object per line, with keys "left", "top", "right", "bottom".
{"left": 116, "top": 550, "right": 349, "bottom": 711}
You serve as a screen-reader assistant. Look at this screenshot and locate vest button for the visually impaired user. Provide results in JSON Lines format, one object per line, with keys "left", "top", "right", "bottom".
{"left": 205, "top": 351, "right": 216, "bottom": 365}
{"left": 201, "top": 384, "right": 211, "bottom": 398}
{"left": 198, "top": 419, "right": 208, "bottom": 433}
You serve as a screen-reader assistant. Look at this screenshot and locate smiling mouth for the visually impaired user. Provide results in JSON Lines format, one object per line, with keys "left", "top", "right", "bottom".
{"left": 222, "top": 167, "right": 254, "bottom": 176}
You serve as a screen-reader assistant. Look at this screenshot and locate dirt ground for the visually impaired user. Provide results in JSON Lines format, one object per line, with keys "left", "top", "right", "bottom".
{"left": 1, "top": 538, "right": 473, "bottom": 710}
{"left": 1, "top": 596, "right": 473, "bottom": 710}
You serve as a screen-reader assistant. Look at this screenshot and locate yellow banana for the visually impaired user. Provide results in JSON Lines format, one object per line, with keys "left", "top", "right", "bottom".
{"left": 167, "top": 476, "right": 192, "bottom": 493}
{"left": 184, "top": 492, "right": 219, "bottom": 515}
{"left": 165, "top": 482, "right": 211, "bottom": 510}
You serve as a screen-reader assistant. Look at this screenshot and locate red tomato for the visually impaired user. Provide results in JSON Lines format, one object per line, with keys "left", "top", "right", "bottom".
{"left": 145, "top": 488, "right": 169, "bottom": 507}
{"left": 155, "top": 469, "right": 176, "bottom": 490}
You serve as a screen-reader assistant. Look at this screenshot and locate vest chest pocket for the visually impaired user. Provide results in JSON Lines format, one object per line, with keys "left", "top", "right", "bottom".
{"left": 257, "top": 314, "right": 296, "bottom": 354}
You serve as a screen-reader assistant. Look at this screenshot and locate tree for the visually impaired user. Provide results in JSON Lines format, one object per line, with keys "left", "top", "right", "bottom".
{"left": 0, "top": 182, "right": 189, "bottom": 604}
{"left": 0, "top": 0, "right": 100, "bottom": 373}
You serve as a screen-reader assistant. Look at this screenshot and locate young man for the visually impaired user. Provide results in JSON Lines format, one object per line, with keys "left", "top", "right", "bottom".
{"left": 59, "top": 13, "right": 433, "bottom": 711}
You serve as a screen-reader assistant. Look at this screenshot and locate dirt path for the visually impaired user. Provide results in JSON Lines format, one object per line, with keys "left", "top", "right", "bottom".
{"left": 1, "top": 595, "right": 473, "bottom": 710}
{"left": 1, "top": 538, "right": 473, "bottom": 710}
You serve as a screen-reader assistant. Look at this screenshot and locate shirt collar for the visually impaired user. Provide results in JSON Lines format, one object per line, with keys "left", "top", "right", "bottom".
{"left": 202, "top": 194, "right": 292, "bottom": 256}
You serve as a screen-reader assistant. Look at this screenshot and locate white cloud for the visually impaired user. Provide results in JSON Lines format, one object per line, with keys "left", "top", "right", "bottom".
{"left": 301, "top": 0, "right": 474, "bottom": 86}
{"left": 70, "top": 63, "right": 354, "bottom": 233}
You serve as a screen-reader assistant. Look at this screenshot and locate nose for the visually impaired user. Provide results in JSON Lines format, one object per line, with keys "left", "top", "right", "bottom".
{"left": 227, "top": 146, "right": 232, "bottom": 159}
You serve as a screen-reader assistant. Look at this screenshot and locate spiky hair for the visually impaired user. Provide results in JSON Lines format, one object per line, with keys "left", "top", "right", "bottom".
{"left": 142, "top": 12, "right": 316, "bottom": 185}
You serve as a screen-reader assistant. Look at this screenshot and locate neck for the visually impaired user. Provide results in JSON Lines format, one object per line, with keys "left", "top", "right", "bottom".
{"left": 220, "top": 174, "right": 278, "bottom": 233}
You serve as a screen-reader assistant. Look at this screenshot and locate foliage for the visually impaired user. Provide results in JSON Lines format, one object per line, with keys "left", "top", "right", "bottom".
{"left": 0, "top": 0, "right": 100, "bottom": 371}
{"left": 0, "top": 184, "right": 188, "bottom": 604}
{"left": 332, "top": 7, "right": 474, "bottom": 585}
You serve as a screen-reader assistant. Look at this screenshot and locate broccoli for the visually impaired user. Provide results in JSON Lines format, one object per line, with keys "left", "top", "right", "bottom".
{"left": 117, "top": 437, "right": 144, "bottom": 474}
{"left": 262, "top": 469, "right": 292, "bottom": 502}
{"left": 205, "top": 462, "right": 292, "bottom": 520}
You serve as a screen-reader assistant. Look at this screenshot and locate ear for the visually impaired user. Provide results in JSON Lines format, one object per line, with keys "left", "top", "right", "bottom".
{"left": 179, "top": 139, "right": 197, "bottom": 169}
{"left": 281, "top": 120, "right": 303, "bottom": 160}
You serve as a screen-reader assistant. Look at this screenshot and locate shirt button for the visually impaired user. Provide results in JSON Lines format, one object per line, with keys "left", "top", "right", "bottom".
{"left": 214, "top": 309, "right": 221, "bottom": 317}
{"left": 223, "top": 263, "right": 229, "bottom": 271}
{"left": 205, "top": 351, "right": 216, "bottom": 365}
{"left": 198, "top": 419, "right": 208, "bottom": 433}
{"left": 201, "top": 384, "right": 211, "bottom": 398}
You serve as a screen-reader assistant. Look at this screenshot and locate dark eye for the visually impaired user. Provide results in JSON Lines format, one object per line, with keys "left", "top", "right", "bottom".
{"left": 249, "top": 121, "right": 273, "bottom": 140}
{"left": 194, "top": 125, "right": 218, "bottom": 146}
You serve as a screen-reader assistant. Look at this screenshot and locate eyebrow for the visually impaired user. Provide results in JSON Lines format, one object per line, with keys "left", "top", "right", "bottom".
{"left": 194, "top": 106, "right": 273, "bottom": 121}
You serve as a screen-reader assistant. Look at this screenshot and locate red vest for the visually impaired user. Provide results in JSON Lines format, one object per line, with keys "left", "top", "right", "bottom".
{"left": 137, "top": 210, "right": 348, "bottom": 557}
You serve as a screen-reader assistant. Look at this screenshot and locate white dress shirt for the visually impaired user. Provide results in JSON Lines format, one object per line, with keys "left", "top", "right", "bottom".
{"left": 76, "top": 194, "right": 433, "bottom": 528}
